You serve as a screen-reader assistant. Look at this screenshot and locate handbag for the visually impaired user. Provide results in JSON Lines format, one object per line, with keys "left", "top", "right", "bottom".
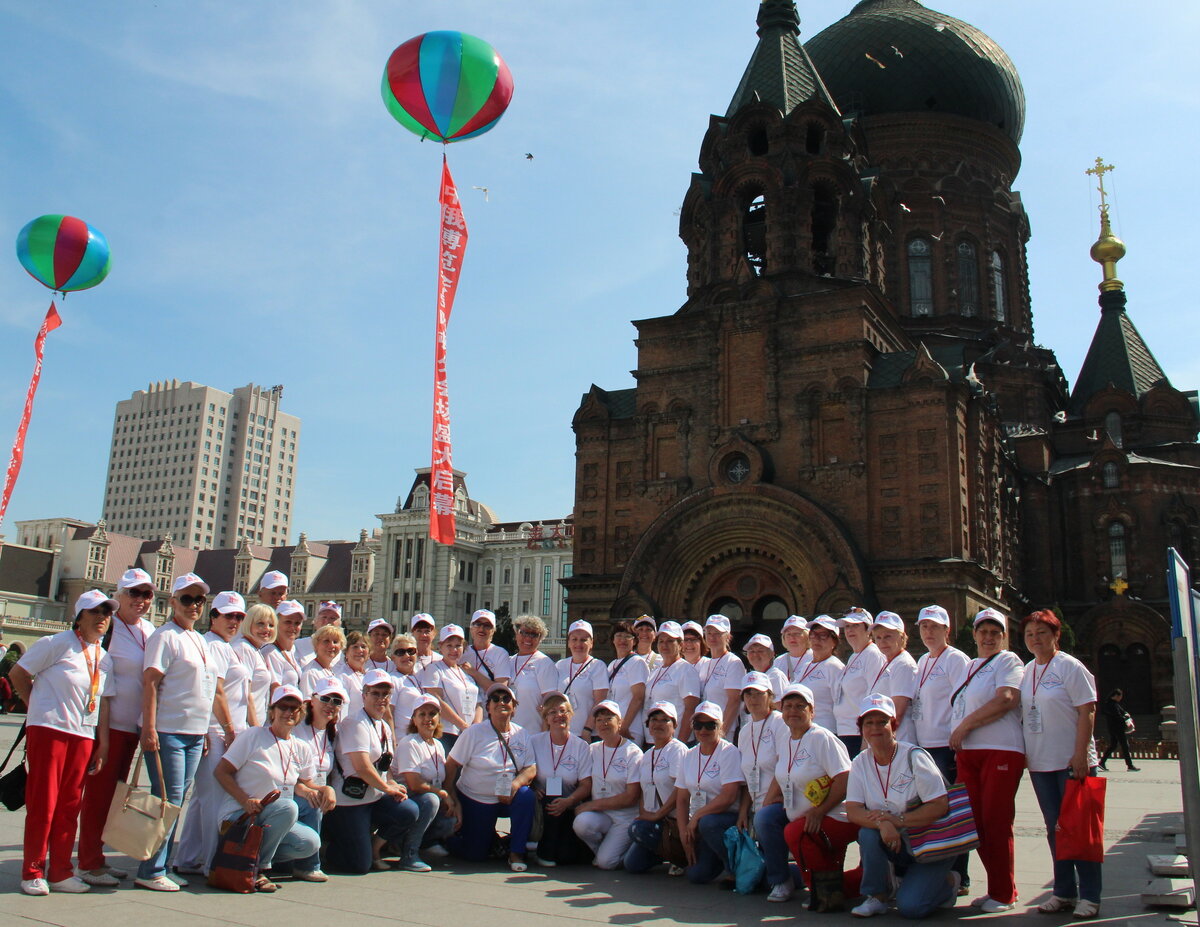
{"left": 0, "top": 723, "right": 27, "bottom": 811}
{"left": 723, "top": 825, "right": 766, "bottom": 894}
{"left": 902, "top": 748, "right": 980, "bottom": 863}
{"left": 208, "top": 789, "right": 282, "bottom": 893}
{"left": 101, "top": 749, "right": 181, "bottom": 860}
{"left": 1123, "top": 714, "right": 1136, "bottom": 735}
{"left": 1055, "top": 776, "right": 1106, "bottom": 863}
{"left": 652, "top": 781, "right": 688, "bottom": 865}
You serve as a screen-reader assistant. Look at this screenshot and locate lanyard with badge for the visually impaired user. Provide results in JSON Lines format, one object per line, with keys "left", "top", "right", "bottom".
{"left": 273, "top": 730, "right": 297, "bottom": 800}
{"left": 453, "top": 665, "right": 477, "bottom": 720}
{"left": 799, "top": 657, "right": 828, "bottom": 685}
{"left": 178, "top": 620, "right": 217, "bottom": 701}
{"left": 546, "top": 737, "right": 569, "bottom": 797}
{"left": 77, "top": 632, "right": 103, "bottom": 725}
{"left": 492, "top": 722, "right": 518, "bottom": 797}
{"left": 912, "top": 649, "right": 947, "bottom": 722}
{"left": 691, "top": 746, "right": 718, "bottom": 816}
{"left": 596, "top": 742, "right": 620, "bottom": 798}
{"left": 563, "top": 657, "right": 593, "bottom": 709}
{"left": 783, "top": 729, "right": 809, "bottom": 810}
{"left": 647, "top": 745, "right": 665, "bottom": 811}
{"left": 424, "top": 737, "right": 443, "bottom": 789}
{"left": 312, "top": 728, "right": 330, "bottom": 786}
{"left": 873, "top": 743, "right": 899, "bottom": 812}
{"left": 872, "top": 654, "right": 898, "bottom": 690}
{"left": 1027, "top": 654, "right": 1056, "bottom": 734}
{"left": 746, "top": 718, "right": 770, "bottom": 794}
{"left": 951, "top": 653, "right": 998, "bottom": 721}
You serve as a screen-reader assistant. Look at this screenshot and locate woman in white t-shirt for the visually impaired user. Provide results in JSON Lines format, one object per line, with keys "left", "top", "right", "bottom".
{"left": 419, "top": 624, "right": 479, "bottom": 751}
{"left": 335, "top": 630, "right": 369, "bottom": 716}
{"left": 605, "top": 620, "right": 648, "bottom": 743}
{"left": 232, "top": 603, "right": 275, "bottom": 725}
{"left": 948, "top": 608, "right": 1026, "bottom": 913}
{"left": 633, "top": 615, "right": 662, "bottom": 672}
{"left": 445, "top": 682, "right": 538, "bottom": 871}
{"left": 391, "top": 694, "right": 459, "bottom": 871}
{"left": 734, "top": 671, "right": 785, "bottom": 826}
{"left": 507, "top": 615, "right": 560, "bottom": 731}
{"left": 298, "top": 624, "right": 345, "bottom": 697}
{"left": 796, "top": 616, "right": 845, "bottom": 731}
{"left": 742, "top": 634, "right": 789, "bottom": 712}
{"left": 214, "top": 685, "right": 329, "bottom": 892}
{"left": 700, "top": 615, "right": 745, "bottom": 730}
{"left": 624, "top": 701, "right": 689, "bottom": 873}
{"left": 674, "top": 701, "right": 745, "bottom": 884}
{"left": 556, "top": 620, "right": 609, "bottom": 738}
{"left": 644, "top": 622, "right": 702, "bottom": 741}
{"left": 12, "top": 590, "right": 116, "bottom": 895}
{"left": 755, "top": 683, "right": 856, "bottom": 910}
{"left": 773, "top": 616, "right": 811, "bottom": 682}
{"left": 323, "top": 670, "right": 420, "bottom": 874}
{"left": 1020, "top": 611, "right": 1102, "bottom": 919}
{"left": 529, "top": 692, "right": 593, "bottom": 865}
{"left": 845, "top": 694, "right": 956, "bottom": 919}
{"left": 573, "top": 700, "right": 641, "bottom": 868}
{"left": 680, "top": 621, "right": 709, "bottom": 670}
{"left": 388, "top": 633, "right": 426, "bottom": 734}
{"left": 832, "top": 608, "right": 887, "bottom": 755}
{"left": 869, "top": 612, "right": 919, "bottom": 742}
{"left": 262, "top": 600, "right": 305, "bottom": 690}
{"left": 287, "top": 676, "right": 347, "bottom": 881}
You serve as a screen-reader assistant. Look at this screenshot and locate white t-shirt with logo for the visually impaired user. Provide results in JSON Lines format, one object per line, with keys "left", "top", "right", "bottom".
{"left": 390, "top": 673, "right": 426, "bottom": 735}
{"left": 202, "top": 632, "right": 243, "bottom": 736}
{"left": 392, "top": 731, "right": 447, "bottom": 788}
{"left": 774, "top": 651, "right": 813, "bottom": 684}
{"left": 606, "top": 653, "right": 649, "bottom": 743}
{"left": 530, "top": 731, "right": 592, "bottom": 794}
{"left": 736, "top": 711, "right": 786, "bottom": 811}
{"left": 644, "top": 659, "right": 702, "bottom": 739}
{"left": 846, "top": 741, "right": 946, "bottom": 815}
{"left": 333, "top": 709, "right": 393, "bottom": 807}
{"left": 795, "top": 656, "right": 845, "bottom": 732}
{"left": 508, "top": 651, "right": 560, "bottom": 732}
{"left": 587, "top": 738, "right": 641, "bottom": 813}
{"left": 261, "top": 643, "right": 303, "bottom": 688}
{"left": 773, "top": 723, "right": 852, "bottom": 822}
{"left": 638, "top": 739, "right": 689, "bottom": 812}
{"left": 699, "top": 652, "right": 745, "bottom": 706}
{"left": 910, "top": 646, "right": 971, "bottom": 749}
{"left": 675, "top": 739, "right": 745, "bottom": 806}
{"left": 418, "top": 661, "right": 476, "bottom": 734}
{"left": 144, "top": 621, "right": 216, "bottom": 736}
{"left": 872, "top": 651, "right": 919, "bottom": 742}
{"left": 299, "top": 661, "right": 339, "bottom": 699}
{"left": 218, "top": 725, "right": 315, "bottom": 818}
{"left": 335, "top": 664, "right": 368, "bottom": 717}
{"left": 834, "top": 643, "right": 888, "bottom": 735}
{"left": 19, "top": 630, "right": 114, "bottom": 737}
{"left": 106, "top": 617, "right": 156, "bottom": 734}
{"left": 293, "top": 721, "right": 335, "bottom": 786}
{"left": 556, "top": 656, "right": 609, "bottom": 736}
{"left": 230, "top": 635, "right": 272, "bottom": 725}
{"left": 448, "top": 721, "right": 534, "bottom": 805}
{"left": 951, "top": 650, "right": 1026, "bottom": 753}
{"left": 1020, "top": 653, "right": 1098, "bottom": 772}
{"left": 466, "top": 643, "right": 510, "bottom": 695}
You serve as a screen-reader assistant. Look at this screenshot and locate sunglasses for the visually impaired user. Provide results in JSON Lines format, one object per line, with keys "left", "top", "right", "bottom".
{"left": 488, "top": 693, "right": 514, "bottom": 704}
{"left": 392, "top": 647, "right": 417, "bottom": 657}
{"left": 124, "top": 588, "right": 154, "bottom": 600}
{"left": 221, "top": 613, "right": 246, "bottom": 622}
{"left": 178, "top": 594, "right": 207, "bottom": 607}
{"left": 693, "top": 720, "right": 719, "bottom": 731}
{"left": 517, "top": 629, "right": 541, "bottom": 637}
{"left": 85, "top": 606, "right": 114, "bottom": 617}
{"left": 317, "top": 695, "right": 344, "bottom": 706}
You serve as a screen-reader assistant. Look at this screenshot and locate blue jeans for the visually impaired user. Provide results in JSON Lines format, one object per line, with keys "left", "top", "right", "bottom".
{"left": 687, "top": 810, "right": 738, "bottom": 884}
{"left": 291, "top": 795, "right": 324, "bottom": 871}
{"left": 859, "top": 827, "right": 955, "bottom": 918}
{"left": 222, "top": 799, "right": 319, "bottom": 869}
{"left": 754, "top": 802, "right": 802, "bottom": 888}
{"left": 447, "top": 788, "right": 536, "bottom": 862}
{"left": 1029, "top": 770, "right": 1103, "bottom": 903}
{"left": 138, "top": 732, "right": 205, "bottom": 880}
{"left": 398, "top": 791, "right": 442, "bottom": 862}
{"left": 322, "top": 797, "right": 420, "bottom": 874}
{"left": 624, "top": 818, "right": 668, "bottom": 873}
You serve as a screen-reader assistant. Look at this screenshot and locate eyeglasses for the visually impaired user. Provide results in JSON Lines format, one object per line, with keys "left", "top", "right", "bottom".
{"left": 218, "top": 612, "right": 246, "bottom": 621}
{"left": 693, "top": 720, "right": 719, "bottom": 731}
{"left": 317, "top": 695, "right": 344, "bottom": 706}
{"left": 85, "top": 606, "right": 114, "bottom": 617}
{"left": 273, "top": 702, "right": 303, "bottom": 713}
{"left": 392, "top": 647, "right": 417, "bottom": 656}
{"left": 488, "top": 693, "right": 513, "bottom": 704}
{"left": 124, "top": 588, "right": 154, "bottom": 600}
{"left": 647, "top": 714, "right": 674, "bottom": 725}
{"left": 517, "top": 629, "right": 541, "bottom": 637}
{"left": 178, "top": 594, "right": 207, "bottom": 607}
{"left": 365, "top": 689, "right": 391, "bottom": 699}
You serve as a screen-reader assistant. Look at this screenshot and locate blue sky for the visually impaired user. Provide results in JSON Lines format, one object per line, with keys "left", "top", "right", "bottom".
{"left": 0, "top": 1, "right": 1196, "bottom": 545}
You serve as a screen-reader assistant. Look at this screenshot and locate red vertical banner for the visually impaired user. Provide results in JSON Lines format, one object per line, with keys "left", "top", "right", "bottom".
{"left": 0, "top": 302, "right": 62, "bottom": 528}
{"left": 430, "top": 155, "right": 468, "bottom": 545}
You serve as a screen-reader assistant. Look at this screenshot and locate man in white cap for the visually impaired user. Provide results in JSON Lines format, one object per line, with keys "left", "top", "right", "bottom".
{"left": 257, "top": 570, "right": 289, "bottom": 609}
{"left": 409, "top": 613, "right": 441, "bottom": 671}
{"left": 461, "top": 608, "right": 511, "bottom": 696}
{"left": 294, "top": 601, "right": 342, "bottom": 666}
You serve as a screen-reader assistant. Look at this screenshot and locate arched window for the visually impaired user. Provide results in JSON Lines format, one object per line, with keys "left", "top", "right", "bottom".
{"left": 1108, "top": 522, "right": 1128, "bottom": 578}
{"left": 957, "top": 241, "right": 979, "bottom": 316}
{"left": 811, "top": 183, "right": 837, "bottom": 275}
{"left": 747, "top": 126, "right": 768, "bottom": 157}
{"left": 990, "top": 251, "right": 1007, "bottom": 322}
{"left": 805, "top": 123, "right": 824, "bottom": 155}
{"left": 1102, "top": 462, "right": 1119, "bottom": 488}
{"left": 744, "top": 194, "right": 766, "bottom": 275}
{"left": 908, "top": 238, "right": 933, "bottom": 316}
{"left": 1105, "top": 411, "right": 1123, "bottom": 448}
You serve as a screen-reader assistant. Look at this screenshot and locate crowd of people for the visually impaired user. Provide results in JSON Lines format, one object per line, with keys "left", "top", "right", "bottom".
{"left": 10, "top": 571, "right": 1109, "bottom": 919}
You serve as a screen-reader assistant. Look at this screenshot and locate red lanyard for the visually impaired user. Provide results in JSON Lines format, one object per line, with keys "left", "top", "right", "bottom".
{"left": 566, "top": 657, "right": 593, "bottom": 690}
{"left": 962, "top": 657, "right": 994, "bottom": 692}
{"left": 549, "top": 737, "right": 569, "bottom": 772}
{"left": 514, "top": 653, "right": 536, "bottom": 678}
{"left": 799, "top": 656, "right": 828, "bottom": 683}
{"left": 873, "top": 744, "right": 899, "bottom": 801}
{"left": 747, "top": 717, "right": 770, "bottom": 765}
{"left": 76, "top": 633, "right": 102, "bottom": 713}
{"left": 696, "top": 745, "right": 718, "bottom": 785}
{"left": 786, "top": 655, "right": 803, "bottom": 681}
{"left": 786, "top": 729, "right": 809, "bottom": 773}
{"left": 120, "top": 618, "right": 146, "bottom": 651}
{"left": 174, "top": 621, "right": 207, "bottom": 666}
{"left": 424, "top": 738, "right": 442, "bottom": 779}
{"left": 918, "top": 648, "right": 946, "bottom": 691}
{"left": 313, "top": 728, "right": 329, "bottom": 769}
{"left": 872, "top": 654, "right": 898, "bottom": 689}
{"left": 272, "top": 731, "right": 295, "bottom": 780}
{"left": 1030, "top": 655, "right": 1056, "bottom": 702}
{"left": 650, "top": 660, "right": 674, "bottom": 692}
{"left": 369, "top": 658, "right": 389, "bottom": 671}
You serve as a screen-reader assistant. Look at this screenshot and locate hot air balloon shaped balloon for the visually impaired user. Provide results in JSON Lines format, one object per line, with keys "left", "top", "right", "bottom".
{"left": 382, "top": 31, "right": 513, "bottom": 143}
{"left": 16, "top": 214, "right": 111, "bottom": 294}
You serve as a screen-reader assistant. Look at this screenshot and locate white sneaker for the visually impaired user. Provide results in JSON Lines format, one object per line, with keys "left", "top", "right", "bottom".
{"left": 852, "top": 896, "right": 890, "bottom": 918}
{"left": 980, "top": 897, "right": 1017, "bottom": 913}
{"left": 135, "top": 875, "right": 181, "bottom": 892}
{"left": 79, "top": 869, "right": 120, "bottom": 887}
{"left": 49, "top": 877, "right": 92, "bottom": 893}
{"left": 20, "top": 878, "right": 49, "bottom": 896}
{"left": 768, "top": 879, "right": 794, "bottom": 902}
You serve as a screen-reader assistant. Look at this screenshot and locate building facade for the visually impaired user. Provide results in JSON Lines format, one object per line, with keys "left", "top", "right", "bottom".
{"left": 566, "top": 0, "right": 1199, "bottom": 710}
{"left": 101, "top": 380, "right": 301, "bottom": 549}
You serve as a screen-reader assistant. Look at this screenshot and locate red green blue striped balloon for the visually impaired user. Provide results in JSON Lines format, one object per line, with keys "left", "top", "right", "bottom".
{"left": 16, "top": 214, "right": 111, "bottom": 293}
{"left": 382, "top": 31, "right": 513, "bottom": 144}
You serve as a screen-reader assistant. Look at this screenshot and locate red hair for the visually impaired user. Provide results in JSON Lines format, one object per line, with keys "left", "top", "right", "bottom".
{"left": 1020, "top": 609, "right": 1061, "bottom": 634}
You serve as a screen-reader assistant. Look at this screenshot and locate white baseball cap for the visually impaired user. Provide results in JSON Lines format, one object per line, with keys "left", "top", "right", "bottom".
{"left": 211, "top": 591, "right": 247, "bottom": 615}
{"left": 411, "top": 693, "right": 441, "bottom": 712}
{"left": 277, "top": 599, "right": 305, "bottom": 618}
{"left": 782, "top": 615, "right": 808, "bottom": 632}
{"left": 367, "top": 618, "right": 394, "bottom": 634}
{"left": 592, "top": 699, "right": 622, "bottom": 718}
{"left": 693, "top": 700, "right": 724, "bottom": 724}
{"left": 439, "top": 623, "right": 465, "bottom": 642}
{"left": 470, "top": 608, "right": 496, "bottom": 626}
{"left": 75, "top": 589, "right": 119, "bottom": 615}
{"left": 839, "top": 607, "right": 873, "bottom": 627}
{"left": 704, "top": 614, "right": 731, "bottom": 633}
{"left": 657, "top": 620, "right": 684, "bottom": 640}
{"left": 646, "top": 700, "right": 678, "bottom": 723}
{"left": 172, "top": 572, "right": 210, "bottom": 595}
{"left": 259, "top": 570, "right": 289, "bottom": 590}
{"left": 781, "top": 683, "right": 816, "bottom": 705}
{"left": 740, "top": 671, "right": 772, "bottom": 692}
{"left": 568, "top": 619, "right": 594, "bottom": 638}
{"left": 917, "top": 604, "right": 950, "bottom": 626}
{"left": 872, "top": 611, "right": 905, "bottom": 632}
{"left": 317, "top": 600, "right": 342, "bottom": 617}
{"left": 410, "top": 613, "right": 436, "bottom": 628}
{"left": 362, "top": 668, "right": 395, "bottom": 689}
{"left": 270, "top": 684, "right": 304, "bottom": 706}
{"left": 117, "top": 568, "right": 154, "bottom": 591}
{"left": 633, "top": 615, "right": 657, "bottom": 630}
{"left": 312, "top": 677, "right": 349, "bottom": 701}
{"left": 680, "top": 620, "right": 704, "bottom": 637}
{"left": 807, "top": 615, "right": 840, "bottom": 635}
{"left": 743, "top": 633, "right": 775, "bottom": 652}
{"left": 973, "top": 607, "right": 1007, "bottom": 630}
{"left": 857, "top": 693, "right": 897, "bottom": 721}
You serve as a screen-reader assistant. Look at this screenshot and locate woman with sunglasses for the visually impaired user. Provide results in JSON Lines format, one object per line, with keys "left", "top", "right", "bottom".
{"left": 606, "top": 620, "right": 648, "bottom": 744}
{"left": 419, "top": 624, "right": 480, "bottom": 751}
{"left": 299, "top": 624, "right": 346, "bottom": 697}
{"left": 508, "top": 615, "right": 560, "bottom": 732}
{"left": 388, "top": 632, "right": 426, "bottom": 734}
{"left": 529, "top": 692, "right": 592, "bottom": 866}
{"left": 624, "top": 701, "right": 689, "bottom": 874}
{"left": 136, "top": 573, "right": 220, "bottom": 891}
{"left": 556, "top": 620, "right": 609, "bottom": 739}
{"left": 337, "top": 630, "right": 371, "bottom": 715}
{"left": 675, "top": 701, "right": 745, "bottom": 885}
{"left": 573, "top": 700, "right": 642, "bottom": 869}
{"left": 774, "top": 616, "right": 811, "bottom": 683}
{"left": 76, "top": 569, "right": 157, "bottom": 887}
{"left": 12, "top": 590, "right": 117, "bottom": 895}
{"left": 232, "top": 603, "right": 275, "bottom": 727}
{"left": 392, "top": 694, "right": 459, "bottom": 870}
{"left": 213, "top": 685, "right": 328, "bottom": 892}
{"left": 324, "top": 670, "right": 420, "bottom": 874}
{"left": 795, "top": 616, "right": 844, "bottom": 732}
{"left": 445, "top": 682, "right": 538, "bottom": 871}
{"left": 286, "top": 676, "right": 348, "bottom": 881}
{"left": 644, "top": 622, "right": 701, "bottom": 742}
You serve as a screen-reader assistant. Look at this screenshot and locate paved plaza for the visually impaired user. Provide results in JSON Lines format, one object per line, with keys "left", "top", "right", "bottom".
{"left": 0, "top": 714, "right": 1190, "bottom": 927}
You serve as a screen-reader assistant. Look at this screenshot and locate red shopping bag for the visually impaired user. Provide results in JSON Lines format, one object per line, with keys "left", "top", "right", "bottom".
{"left": 1055, "top": 776, "right": 1106, "bottom": 863}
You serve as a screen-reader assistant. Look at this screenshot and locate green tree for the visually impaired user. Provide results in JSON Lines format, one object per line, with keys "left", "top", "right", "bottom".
{"left": 492, "top": 603, "right": 516, "bottom": 653}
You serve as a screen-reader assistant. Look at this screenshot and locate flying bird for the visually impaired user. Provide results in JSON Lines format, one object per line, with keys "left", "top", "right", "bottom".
{"left": 932, "top": 195, "right": 946, "bottom": 204}
{"left": 525, "top": 152, "right": 535, "bottom": 160}
{"left": 864, "top": 52, "right": 886, "bottom": 69}
{"left": 931, "top": 232, "right": 945, "bottom": 241}
{"left": 472, "top": 186, "right": 489, "bottom": 202}
{"left": 891, "top": 45, "right": 904, "bottom": 57}
{"left": 899, "top": 203, "right": 912, "bottom": 213}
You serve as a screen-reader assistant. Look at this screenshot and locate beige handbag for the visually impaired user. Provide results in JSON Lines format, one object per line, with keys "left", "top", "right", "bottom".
{"left": 101, "top": 749, "right": 181, "bottom": 861}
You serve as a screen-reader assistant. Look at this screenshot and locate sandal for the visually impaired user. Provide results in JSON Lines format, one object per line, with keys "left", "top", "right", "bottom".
{"left": 254, "top": 875, "right": 279, "bottom": 893}
{"left": 1037, "top": 896, "right": 1077, "bottom": 914}
{"left": 1072, "top": 900, "right": 1100, "bottom": 920}
{"left": 508, "top": 856, "right": 528, "bottom": 873}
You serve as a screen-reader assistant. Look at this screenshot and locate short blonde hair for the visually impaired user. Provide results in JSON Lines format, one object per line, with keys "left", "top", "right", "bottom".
{"left": 313, "top": 624, "right": 346, "bottom": 649}
{"left": 514, "top": 614, "right": 547, "bottom": 639}
{"left": 392, "top": 633, "right": 416, "bottom": 651}
{"left": 538, "top": 692, "right": 573, "bottom": 731}
{"left": 246, "top": 603, "right": 277, "bottom": 645}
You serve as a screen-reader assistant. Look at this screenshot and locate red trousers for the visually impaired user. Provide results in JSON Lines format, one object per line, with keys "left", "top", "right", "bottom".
{"left": 77, "top": 727, "right": 140, "bottom": 871}
{"left": 957, "top": 748, "right": 1025, "bottom": 904}
{"left": 23, "top": 726, "right": 93, "bottom": 881}
{"left": 785, "top": 815, "right": 863, "bottom": 896}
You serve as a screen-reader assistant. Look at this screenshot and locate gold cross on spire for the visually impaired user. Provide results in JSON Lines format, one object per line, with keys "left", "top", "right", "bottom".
{"left": 1086, "top": 157, "right": 1116, "bottom": 214}
{"left": 1109, "top": 575, "right": 1129, "bottom": 596}
{"left": 1086, "top": 157, "right": 1125, "bottom": 293}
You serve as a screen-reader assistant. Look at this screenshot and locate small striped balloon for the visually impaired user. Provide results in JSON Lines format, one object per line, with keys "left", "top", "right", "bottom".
{"left": 16, "top": 214, "right": 111, "bottom": 293}
{"left": 382, "top": 31, "right": 513, "bottom": 144}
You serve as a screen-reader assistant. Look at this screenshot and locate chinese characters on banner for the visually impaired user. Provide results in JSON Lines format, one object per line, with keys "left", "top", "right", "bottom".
{"left": 0, "top": 303, "right": 62, "bottom": 528}
{"left": 431, "top": 156, "right": 468, "bottom": 545}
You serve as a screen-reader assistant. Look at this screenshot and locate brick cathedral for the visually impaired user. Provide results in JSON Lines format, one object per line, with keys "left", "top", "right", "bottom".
{"left": 564, "top": 0, "right": 1200, "bottom": 714}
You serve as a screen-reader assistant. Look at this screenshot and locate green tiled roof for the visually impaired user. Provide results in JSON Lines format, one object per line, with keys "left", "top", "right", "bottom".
{"left": 727, "top": 0, "right": 839, "bottom": 118}
{"left": 1069, "top": 290, "right": 1169, "bottom": 414}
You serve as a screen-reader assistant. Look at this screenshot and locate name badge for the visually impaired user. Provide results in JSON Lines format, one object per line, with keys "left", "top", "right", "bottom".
{"left": 747, "top": 765, "right": 761, "bottom": 793}
{"left": 1027, "top": 704, "right": 1044, "bottom": 734}
{"left": 689, "top": 788, "right": 705, "bottom": 816}
{"left": 460, "top": 689, "right": 477, "bottom": 720}
{"left": 546, "top": 775, "right": 564, "bottom": 797}
{"left": 279, "top": 784, "right": 295, "bottom": 803}
{"left": 495, "top": 770, "right": 514, "bottom": 797}
{"left": 83, "top": 700, "right": 100, "bottom": 728}
{"left": 201, "top": 667, "right": 217, "bottom": 701}
{"left": 430, "top": 775, "right": 443, "bottom": 791}
{"left": 909, "top": 694, "right": 923, "bottom": 721}
{"left": 783, "top": 780, "right": 796, "bottom": 811}
{"left": 312, "top": 770, "right": 328, "bottom": 787}
{"left": 951, "top": 696, "right": 965, "bottom": 721}
{"left": 595, "top": 781, "right": 611, "bottom": 799}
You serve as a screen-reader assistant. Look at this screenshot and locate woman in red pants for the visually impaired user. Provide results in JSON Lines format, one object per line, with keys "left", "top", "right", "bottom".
{"left": 949, "top": 608, "right": 1027, "bottom": 913}
{"left": 10, "top": 590, "right": 117, "bottom": 895}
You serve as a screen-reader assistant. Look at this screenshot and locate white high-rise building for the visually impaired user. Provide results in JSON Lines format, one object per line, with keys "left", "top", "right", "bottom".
{"left": 101, "top": 380, "right": 301, "bottom": 549}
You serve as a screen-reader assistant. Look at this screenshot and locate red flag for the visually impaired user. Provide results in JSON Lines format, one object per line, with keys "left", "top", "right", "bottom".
{"left": 0, "top": 302, "right": 63, "bottom": 528}
{"left": 431, "top": 155, "right": 468, "bottom": 545}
